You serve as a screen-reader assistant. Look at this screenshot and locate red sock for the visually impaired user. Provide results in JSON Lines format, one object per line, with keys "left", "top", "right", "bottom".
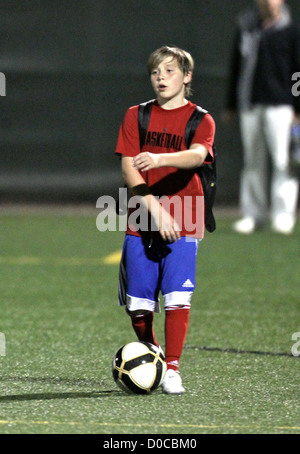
{"left": 130, "top": 312, "right": 159, "bottom": 347}
{"left": 165, "top": 307, "right": 190, "bottom": 371}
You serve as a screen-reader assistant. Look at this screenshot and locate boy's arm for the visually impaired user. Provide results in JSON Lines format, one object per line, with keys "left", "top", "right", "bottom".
{"left": 121, "top": 156, "right": 181, "bottom": 242}
{"left": 132, "top": 143, "right": 209, "bottom": 172}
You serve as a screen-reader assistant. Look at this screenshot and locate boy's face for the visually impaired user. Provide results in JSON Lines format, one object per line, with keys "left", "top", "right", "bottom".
{"left": 150, "top": 56, "right": 192, "bottom": 105}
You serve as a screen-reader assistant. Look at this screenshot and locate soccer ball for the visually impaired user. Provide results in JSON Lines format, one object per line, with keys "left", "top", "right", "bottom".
{"left": 112, "top": 341, "right": 167, "bottom": 394}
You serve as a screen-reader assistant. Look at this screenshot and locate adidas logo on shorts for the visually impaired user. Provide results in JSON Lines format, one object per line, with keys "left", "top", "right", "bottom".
{"left": 182, "top": 279, "right": 194, "bottom": 288}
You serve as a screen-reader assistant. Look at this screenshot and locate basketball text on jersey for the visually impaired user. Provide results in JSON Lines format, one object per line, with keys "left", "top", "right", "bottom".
{"left": 145, "top": 130, "right": 183, "bottom": 150}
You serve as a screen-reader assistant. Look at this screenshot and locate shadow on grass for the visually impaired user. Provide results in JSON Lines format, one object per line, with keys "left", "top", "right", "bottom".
{"left": 0, "top": 375, "right": 108, "bottom": 387}
{"left": 185, "top": 345, "right": 297, "bottom": 358}
{"left": 0, "top": 390, "right": 116, "bottom": 403}
{"left": 0, "top": 375, "right": 119, "bottom": 402}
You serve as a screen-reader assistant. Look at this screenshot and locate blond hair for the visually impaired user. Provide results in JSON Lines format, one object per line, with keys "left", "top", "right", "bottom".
{"left": 147, "top": 46, "right": 194, "bottom": 97}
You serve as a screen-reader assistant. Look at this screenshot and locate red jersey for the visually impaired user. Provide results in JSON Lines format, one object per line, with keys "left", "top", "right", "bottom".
{"left": 115, "top": 100, "right": 215, "bottom": 238}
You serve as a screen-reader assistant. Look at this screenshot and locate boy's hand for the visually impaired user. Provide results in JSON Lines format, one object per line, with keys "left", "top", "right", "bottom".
{"left": 132, "top": 152, "right": 161, "bottom": 172}
{"left": 149, "top": 202, "right": 181, "bottom": 242}
{"left": 159, "top": 209, "right": 181, "bottom": 242}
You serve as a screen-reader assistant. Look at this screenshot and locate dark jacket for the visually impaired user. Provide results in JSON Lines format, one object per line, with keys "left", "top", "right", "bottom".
{"left": 226, "top": 5, "right": 300, "bottom": 113}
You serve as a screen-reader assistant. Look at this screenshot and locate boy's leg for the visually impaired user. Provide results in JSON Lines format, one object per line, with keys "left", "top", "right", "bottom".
{"left": 118, "top": 235, "right": 160, "bottom": 345}
{"left": 161, "top": 238, "right": 199, "bottom": 373}
{"left": 164, "top": 306, "right": 190, "bottom": 371}
{"left": 130, "top": 310, "right": 159, "bottom": 347}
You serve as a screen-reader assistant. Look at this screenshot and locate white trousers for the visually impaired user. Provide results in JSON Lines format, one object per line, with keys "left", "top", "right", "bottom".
{"left": 239, "top": 105, "right": 299, "bottom": 224}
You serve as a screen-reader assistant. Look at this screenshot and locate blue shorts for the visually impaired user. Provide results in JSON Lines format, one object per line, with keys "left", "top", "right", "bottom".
{"left": 118, "top": 234, "right": 199, "bottom": 313}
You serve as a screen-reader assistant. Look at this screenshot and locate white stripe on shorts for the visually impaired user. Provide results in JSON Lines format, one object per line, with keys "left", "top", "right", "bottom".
{"left": 163, "top": 291, "right": 193, "bottom": 309}
{"left": 126, "top": 295, "right": 161, "bottom": 313}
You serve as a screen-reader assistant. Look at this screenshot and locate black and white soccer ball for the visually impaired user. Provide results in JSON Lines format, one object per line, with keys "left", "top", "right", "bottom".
{"left": 112, "top": 341, "right": 167, "bottom": 394}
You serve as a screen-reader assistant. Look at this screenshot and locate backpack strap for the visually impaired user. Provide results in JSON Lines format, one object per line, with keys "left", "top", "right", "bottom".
{"left": 138, "top": 99, "right": 155, "bottom": 149}
{"left": 184, "top": 106, "right": 208, "bottom": 149}
{"left": 185, "top": 106, "right": 217, "bottom": 233}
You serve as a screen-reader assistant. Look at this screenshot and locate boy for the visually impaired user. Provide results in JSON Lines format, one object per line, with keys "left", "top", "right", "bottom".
{"left": 115, "top": 46, "right": 215, "bottom": 394}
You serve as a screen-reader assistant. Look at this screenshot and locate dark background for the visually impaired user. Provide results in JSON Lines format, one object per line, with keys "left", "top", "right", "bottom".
{"left": 0, "top": 0, "right": 299, "bottom": 205}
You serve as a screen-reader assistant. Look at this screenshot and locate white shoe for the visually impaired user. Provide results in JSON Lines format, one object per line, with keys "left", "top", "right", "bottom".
{"left": 232, "top": 217, "right": 256, "bottom": 234}
{"left": 161, "top": 369, "right": 185, "bottom": 395}
{"left": 271, "top": 215, "right": 295, "bottom": 235}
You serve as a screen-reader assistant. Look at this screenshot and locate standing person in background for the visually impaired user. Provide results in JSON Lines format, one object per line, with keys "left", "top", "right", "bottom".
{"left": 223, "top": 0, "right": 300, "bottom": 234}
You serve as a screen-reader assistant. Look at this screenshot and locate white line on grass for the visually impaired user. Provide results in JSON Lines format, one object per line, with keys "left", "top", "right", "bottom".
{"left": 0, "top": 419, "right": 299, "bottom": 432}
{"left": 0, "top": 251, "right": 122, "bottom": 266}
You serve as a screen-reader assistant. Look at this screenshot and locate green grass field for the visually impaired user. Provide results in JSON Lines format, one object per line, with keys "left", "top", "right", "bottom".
{"left": 0, "top": 206, "right": 299, "bottom": 434}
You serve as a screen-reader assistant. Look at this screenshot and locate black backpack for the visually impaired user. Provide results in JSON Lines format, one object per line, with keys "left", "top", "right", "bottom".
{"left": 138, "top": 100, "right": 217, "bottom": 232}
